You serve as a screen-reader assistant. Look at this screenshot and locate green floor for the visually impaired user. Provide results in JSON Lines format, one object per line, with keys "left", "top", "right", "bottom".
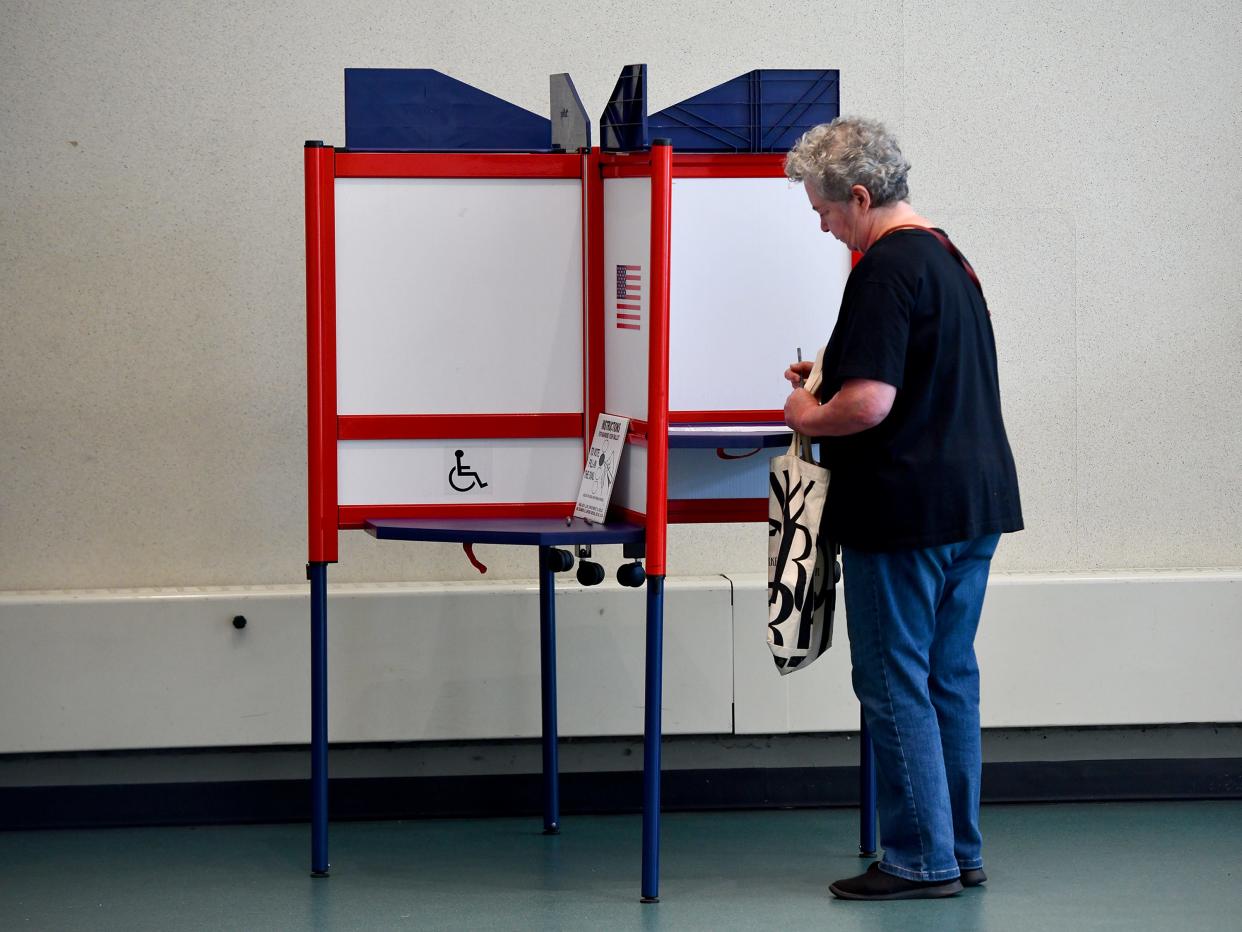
{"left": 3, "top": 801, "right": 1240, "bottom": 930}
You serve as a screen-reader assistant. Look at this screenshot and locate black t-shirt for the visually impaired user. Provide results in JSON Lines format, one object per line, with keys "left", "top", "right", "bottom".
{"left": 817, "top": 228, "right": 1023, "bottom": 551}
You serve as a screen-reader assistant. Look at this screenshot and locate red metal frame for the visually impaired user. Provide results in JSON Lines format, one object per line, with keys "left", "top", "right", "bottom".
{"left": 602, "top": 152, "right": 787, "bottom": 179}
{"left": 599, "top": 152, "right": 652, "bottom": 178}
{"left": 669, "top": 498, "right": 766, "bottom": 523}
{"left": 306, "top": 145, "right": 339, "bottom": 563}
{"left": 312, "top": 150, "right": 597, "bottom": 540}
{"left": 336, "top": 152, "right": 582, "bottom": 179}
{"left": 311, "top": 144, "right": 822, "bottom": 558}
{"left": 615, "top": 499, "right": 766, "bottom": 525}
{"left": 645, "top": 144, "right": 673, "bottom": 574}
{"left": 338, "top": 413, "right": 582, "bottom": 441}
{"left": 584, "top": 149, "right": 607, "bottom": 454}
{"left": 669, "top": 153, "right": 787, "bottom": 178}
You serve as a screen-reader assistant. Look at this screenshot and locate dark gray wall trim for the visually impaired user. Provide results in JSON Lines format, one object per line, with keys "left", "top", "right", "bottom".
{"left": 3, "top": 758, "right": 1240, "bottom": 831}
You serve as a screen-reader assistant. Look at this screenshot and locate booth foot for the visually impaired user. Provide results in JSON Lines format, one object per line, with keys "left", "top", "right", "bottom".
{"left": 542, "top": 824, "right": 560, "bottom": 836}
{"left": 641, "top": 896, "right": 660, "bottom": 905}
{"left": 310, "top": 868, "right": 330, "bottom": 878}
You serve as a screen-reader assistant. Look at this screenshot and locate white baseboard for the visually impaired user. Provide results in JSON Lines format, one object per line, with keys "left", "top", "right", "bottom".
{"left": 731, "top": 571, "right": 1242, "bottom": 733}
{"left": 1, "top": 572, "right": 1239, "bottom": 754}
{"left": 0, "top": 579, "right": 733, "bottom": 754}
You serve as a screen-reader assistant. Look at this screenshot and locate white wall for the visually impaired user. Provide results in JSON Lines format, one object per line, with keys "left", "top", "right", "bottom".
{"left": 1, "top": 0, "right": 1240, "bottom": 591}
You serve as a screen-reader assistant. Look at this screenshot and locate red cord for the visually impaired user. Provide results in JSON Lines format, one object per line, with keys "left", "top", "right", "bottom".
{"left": 463, "top": 543, "right": 487, "bottom": 574}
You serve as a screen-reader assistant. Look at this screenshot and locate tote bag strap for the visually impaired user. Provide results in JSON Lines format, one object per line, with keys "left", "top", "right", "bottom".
{"left": 788, "top": 345, "right": 827, "bottom": 458}
{"left": 802, "top": 343, "right": 826, "bottom": 396}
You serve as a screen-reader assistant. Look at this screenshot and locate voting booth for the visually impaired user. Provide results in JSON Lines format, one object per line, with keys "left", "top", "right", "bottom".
{"left": 304, "top": 66, "right": 852, "bottom": 900}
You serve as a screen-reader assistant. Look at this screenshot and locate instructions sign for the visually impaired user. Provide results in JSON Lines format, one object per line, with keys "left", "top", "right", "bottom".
{"left": 573, "top": 414, "right": 630, "bottom": 522}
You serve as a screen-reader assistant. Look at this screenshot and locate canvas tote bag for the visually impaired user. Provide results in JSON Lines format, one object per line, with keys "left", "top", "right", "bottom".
{"left": 767, "top": 348, "right": 837, "bottom": 675}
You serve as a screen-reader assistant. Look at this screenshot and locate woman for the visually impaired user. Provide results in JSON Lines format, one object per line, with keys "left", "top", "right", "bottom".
{"left": 782, "top": 117, "right": 1023, "bottom": 901}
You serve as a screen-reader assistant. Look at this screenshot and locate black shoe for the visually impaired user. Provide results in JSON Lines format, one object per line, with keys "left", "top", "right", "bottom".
{"left": 829, "top": 862, "right": 963, "bottom": 901}
{"left": 960, "top": 868, "right": 987, "bottom": 887}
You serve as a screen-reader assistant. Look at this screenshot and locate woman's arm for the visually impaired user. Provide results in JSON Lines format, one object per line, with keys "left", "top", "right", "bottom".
{"left": 783, "top": 378, "right": 896, "bottom": 436}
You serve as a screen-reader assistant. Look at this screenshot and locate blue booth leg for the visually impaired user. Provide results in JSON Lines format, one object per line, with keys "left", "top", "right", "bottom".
{"left": 640, "top": 574, "right": 665, "bottom": 903}
{"left": 538, "top": 547, "right": 560, "bottom": 834}
{"left": 309, "top": 562, "right": 330, "bottom": 877}
{"left": 859, "top": 710, "right": 877, "bottom": 858}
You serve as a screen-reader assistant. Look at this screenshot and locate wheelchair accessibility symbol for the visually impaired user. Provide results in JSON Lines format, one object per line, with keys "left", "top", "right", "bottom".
{"left": 448, "top": 449, "right": 489, "bottom": 493}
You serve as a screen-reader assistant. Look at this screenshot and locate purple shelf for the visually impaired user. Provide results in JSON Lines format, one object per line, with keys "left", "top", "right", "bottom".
{"left": 667, "top": 424, "right": 792, "bottom": 450}
{"left": 365, "top": 517, "right": 644, "bottom": 547}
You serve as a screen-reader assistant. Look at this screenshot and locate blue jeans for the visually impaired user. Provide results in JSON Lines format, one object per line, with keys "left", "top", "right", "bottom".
{"left": 842, "top": 533, "right": 1000, "bottom": 882}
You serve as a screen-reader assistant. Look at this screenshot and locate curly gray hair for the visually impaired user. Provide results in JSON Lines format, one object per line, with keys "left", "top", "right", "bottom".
{"left": 784, "top": 117, "right": 911, "bottom": 206}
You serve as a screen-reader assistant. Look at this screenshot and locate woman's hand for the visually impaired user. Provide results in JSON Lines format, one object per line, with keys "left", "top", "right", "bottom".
{"left": 784, "top": 360, "right": 813, "bottom": 388}
{"left": 783, "top": 387, "right": 819, "bottom": 432}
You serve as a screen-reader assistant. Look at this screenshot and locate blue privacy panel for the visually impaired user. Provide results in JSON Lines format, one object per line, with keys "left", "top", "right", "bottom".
{"left": 345, "top": 68, "right": 552, "bottom": 151}
{"left": 600, "top": 64, "right": 649, "bottom": 152}
{"left": 649, "top": 69, "right": 840, "bottom": 153}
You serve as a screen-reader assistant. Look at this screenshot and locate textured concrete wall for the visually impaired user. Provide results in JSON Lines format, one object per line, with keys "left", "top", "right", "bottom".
{"left": 2, "top": 0, "right": 1239, "bottom": 588}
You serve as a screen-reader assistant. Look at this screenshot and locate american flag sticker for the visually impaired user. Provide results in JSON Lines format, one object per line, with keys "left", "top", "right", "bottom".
{"left": 615, "top": 264, "right": 642, "bottom": 330}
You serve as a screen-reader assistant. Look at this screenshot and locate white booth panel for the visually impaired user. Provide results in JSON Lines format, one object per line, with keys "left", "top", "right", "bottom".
{"left": 335, "top": 177, "right": 583, "bottom": 416}
{"left": 667, "top": 448, "right": 772, "bottom": 500}
{"left": 613, "top": 442, "right": 647, "bottom": 515}
{"left": 603, "top": 177, "right": 651, "bottom": 422}
{"left": 668, "top": 178, "right": 851, "bottom": 414}
{"left": 338, "top": 438, "right": 582, "bottom": 506}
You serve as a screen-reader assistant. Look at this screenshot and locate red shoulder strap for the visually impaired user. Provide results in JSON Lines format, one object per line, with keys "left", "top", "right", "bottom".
{"left": 880, "top": 224, "right": 988, "bottom": 311}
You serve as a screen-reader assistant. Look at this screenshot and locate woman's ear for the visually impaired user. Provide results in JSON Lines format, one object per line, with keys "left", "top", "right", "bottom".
{"left": 850, "top": 184, "right": 872, "bottom": 210}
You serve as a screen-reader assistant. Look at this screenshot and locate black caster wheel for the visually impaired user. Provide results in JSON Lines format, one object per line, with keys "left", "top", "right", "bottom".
{"left": 617, "top": 561, "right": 646, "bottom": 587}
{"left": 576, "top": 560, "right": 606, "bottom": 586}
{"left": 546, "top": 548, "right": 575, "bottom": 572}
